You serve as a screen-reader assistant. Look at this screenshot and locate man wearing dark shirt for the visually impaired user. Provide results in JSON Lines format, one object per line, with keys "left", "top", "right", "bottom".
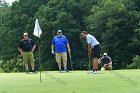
{"left": 18, "top": 33, "right": 36, "bottom": 73}
{"left": 101, "top": 53, "right": 112, "bottom": 70}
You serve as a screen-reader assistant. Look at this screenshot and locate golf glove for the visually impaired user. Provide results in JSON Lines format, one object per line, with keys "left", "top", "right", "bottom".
{"left": 51, "top": 50, "right": 54, "bottom": 54}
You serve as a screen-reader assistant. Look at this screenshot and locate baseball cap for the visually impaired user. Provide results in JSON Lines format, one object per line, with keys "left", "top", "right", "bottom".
{"left": 82, "top": 31, "right": 88, "bottom": 34}
{"left": 103, "top": 53, "right": 107, "bottom": 56}
{"left": 57, "top": 30, "right": 62, "bottom": 33}
{"left": 23, "top": 33, "right": 28, "bottom": 36}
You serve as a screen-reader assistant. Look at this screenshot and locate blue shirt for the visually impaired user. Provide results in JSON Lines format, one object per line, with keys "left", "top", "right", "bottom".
{"left": 86, "top": 34, "right": 100, "bottom": 47}
{"left": 52, "top": 35, "right": 69, "bottom": 53}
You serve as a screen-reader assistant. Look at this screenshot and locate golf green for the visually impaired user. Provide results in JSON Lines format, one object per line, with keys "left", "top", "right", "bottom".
{"left": 0, "top": 70, "right": 140, "bottom": 93}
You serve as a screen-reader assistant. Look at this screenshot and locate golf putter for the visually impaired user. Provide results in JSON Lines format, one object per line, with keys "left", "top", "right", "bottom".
{"left": 88, "top": 56, "right": 91, "bottom": 71}
{"left": 69, "top": 52, "right": 73, "bottom": 71}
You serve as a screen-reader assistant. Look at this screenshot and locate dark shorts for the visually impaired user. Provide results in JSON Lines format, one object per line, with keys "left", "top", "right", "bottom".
{"left": 91, "top": 44, "right": 101, "bottom": 58}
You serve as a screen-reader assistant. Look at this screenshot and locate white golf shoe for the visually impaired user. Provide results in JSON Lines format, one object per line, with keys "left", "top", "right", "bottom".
{"left": 88, "top": 70, "right": 98, "bottom": 74}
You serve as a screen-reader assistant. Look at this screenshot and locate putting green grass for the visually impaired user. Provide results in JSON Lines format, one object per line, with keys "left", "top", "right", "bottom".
{"left": 0, "top": 70, "right": 140, "bottom": 93}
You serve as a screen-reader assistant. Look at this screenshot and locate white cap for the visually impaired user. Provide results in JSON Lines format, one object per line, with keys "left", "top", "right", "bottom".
{"left": 57, "top": 30, "right": 62, "bottom": 33}
{"left": 23, "top": 33, "right": 28, "bottom": 36}
{"left": 103, "top": 53, "right": 107, "bottom": 56}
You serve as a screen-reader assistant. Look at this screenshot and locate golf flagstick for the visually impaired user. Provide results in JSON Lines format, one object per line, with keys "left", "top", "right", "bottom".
{"left": 38, "top": 39, "right": 42, "bottom": 82}
{"left": 69, "top": 52, "right": 73, "bottom": 71}
{"left": 33, "top": 19, "right": 42, "bottom": 82}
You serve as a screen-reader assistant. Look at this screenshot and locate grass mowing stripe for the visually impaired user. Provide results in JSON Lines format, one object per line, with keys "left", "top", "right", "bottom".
{"left": 0, "top": 70, "right": 139, "bottom": 93}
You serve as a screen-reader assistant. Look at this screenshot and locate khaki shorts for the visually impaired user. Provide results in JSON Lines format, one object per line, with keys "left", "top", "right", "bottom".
{"left": 23, "top": 52, "right": 34, "bottom": 63}
{"left": 55, "top": 52, "right": 67, "bottom": 63}
{"left": 104, "top": 65, "right": 112, "bottom": 70}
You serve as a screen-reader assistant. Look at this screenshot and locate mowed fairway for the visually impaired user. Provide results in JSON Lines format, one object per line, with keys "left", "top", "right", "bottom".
{"left": 0, "top": 70, "right": 140, "bottom": 93}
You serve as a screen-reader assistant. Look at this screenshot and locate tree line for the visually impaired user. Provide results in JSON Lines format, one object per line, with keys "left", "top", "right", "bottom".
{"left": 0, "top": 0, "right": 140, "bottom": 72}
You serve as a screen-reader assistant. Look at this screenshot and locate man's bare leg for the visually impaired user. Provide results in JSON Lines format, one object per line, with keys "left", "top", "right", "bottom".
{"left": 25, "top": 63, "right": 28, "bottom": 70}
{"left": 93, "top": 57, "right": 98, "bottom": 73}
{"left": 58, "top": 62, "right": 62, "bottom": 69}
{"left": 25, "top": 63, "right": 29, "bottom": 73}
{"left": 63, "top": 62, "right": 67, "bottom": 70}
{"left": 31, "top": 62, "right": 35, "bottom": 70}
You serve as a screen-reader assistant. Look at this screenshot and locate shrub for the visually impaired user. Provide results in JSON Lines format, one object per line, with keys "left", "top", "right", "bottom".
{"left": 0, "top": 56, "right": 24, "bottom": 72}
{"left": 127, "top": 55, "right": 140, "bottom": 69}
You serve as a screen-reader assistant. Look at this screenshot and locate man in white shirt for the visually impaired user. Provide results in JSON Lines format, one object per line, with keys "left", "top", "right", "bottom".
{"left": 81, "top": 31, "right": 101, "bottom": 74}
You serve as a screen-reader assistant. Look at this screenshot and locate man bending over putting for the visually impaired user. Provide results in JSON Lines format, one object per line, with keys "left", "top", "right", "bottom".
{"left": 81, "top": 31, "right": 101, "bottom": 74}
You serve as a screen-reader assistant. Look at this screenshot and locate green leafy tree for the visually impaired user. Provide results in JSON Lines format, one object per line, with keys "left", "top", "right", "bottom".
{"left": 86, "top": 0, "right": 140, "bottom": 69}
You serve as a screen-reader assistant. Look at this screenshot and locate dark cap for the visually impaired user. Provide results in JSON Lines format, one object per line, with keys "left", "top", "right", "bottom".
{"left": 82, "top": 31, "right": 88, "bottom": 34}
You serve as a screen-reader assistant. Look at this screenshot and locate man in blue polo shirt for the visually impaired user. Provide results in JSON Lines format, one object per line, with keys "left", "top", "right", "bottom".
{"left": 51, "top": 30, "right": 71, "bottom": 72}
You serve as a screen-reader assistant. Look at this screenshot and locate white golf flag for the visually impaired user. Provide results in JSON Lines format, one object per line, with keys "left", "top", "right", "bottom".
{"left": 33, "top": 19, "right": 42, "bottom": 38}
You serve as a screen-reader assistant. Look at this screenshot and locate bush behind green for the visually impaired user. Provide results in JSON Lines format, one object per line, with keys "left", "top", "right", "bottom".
{"left": 127, "top": 55, "right": 140, "bottom": 69}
